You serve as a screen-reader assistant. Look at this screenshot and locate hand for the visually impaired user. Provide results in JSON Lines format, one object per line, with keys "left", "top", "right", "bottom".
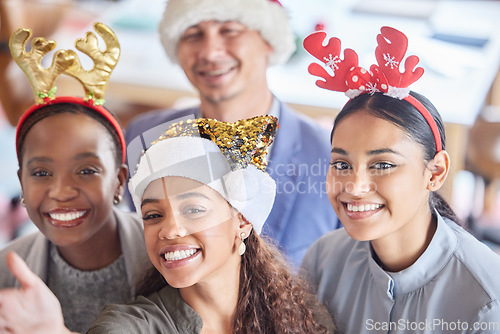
{"left": 0, "top": 251, "right": 75, "bottom": 334}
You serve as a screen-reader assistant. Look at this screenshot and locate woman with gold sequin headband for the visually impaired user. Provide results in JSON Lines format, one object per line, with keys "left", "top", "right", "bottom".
{"left": 11, "top": 22, "right": 126, "bottom": 163}
{"left": 129, "top": 116, "right": 278, "bottom": 234}
{"left": 87, "top": 116, "right": 336, "bottom": 333}
{"left": 303, "top": 26, "right": 442, "bottom": 152}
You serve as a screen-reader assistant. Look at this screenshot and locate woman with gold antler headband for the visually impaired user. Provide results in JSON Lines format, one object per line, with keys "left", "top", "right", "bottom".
{"left": 85, "top": 116, "right": 335, "bottom": 333}
{"left": 300, "top": 26, "right": 500, "bottom": 333}
{"left": 0, "top": 23, "right": 151, "bottom": 332}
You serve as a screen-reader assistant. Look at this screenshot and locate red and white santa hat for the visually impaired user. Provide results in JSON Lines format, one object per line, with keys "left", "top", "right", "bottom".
{"left": 158, "top": 0, "right": 296, "bottom": 66}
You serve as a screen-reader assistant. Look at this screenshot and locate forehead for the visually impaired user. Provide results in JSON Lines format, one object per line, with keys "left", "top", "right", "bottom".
{"left": 22, "top": 113, "right": 115, "bottom": 158}
{"left": 332, "top": 110, "right": 416, "bottom": 152}
{"left": 143, "top": 177, "right": 218, "bottom": 200}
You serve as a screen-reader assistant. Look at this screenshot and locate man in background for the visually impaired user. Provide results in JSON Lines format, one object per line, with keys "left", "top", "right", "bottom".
{"left": 125, "top": 0, "right": 340, "bottom": 267}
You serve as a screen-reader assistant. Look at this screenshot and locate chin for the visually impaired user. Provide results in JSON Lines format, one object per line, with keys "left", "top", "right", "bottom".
{"left": 164, "top": 277, "right": 197, "bottom": 289}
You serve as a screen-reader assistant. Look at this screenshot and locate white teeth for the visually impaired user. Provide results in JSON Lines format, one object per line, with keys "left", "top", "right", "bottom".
{"left": 347, "top": 203, "right": 382, "bottom": 212}
{"left": 164, "top": 249, "right": 197, "bottom": 261}
{"left": 205, "top": 68, "right": 231, "bottom": 76}
{"left": 49, "top": 211, "right": 86, "bottom": 222}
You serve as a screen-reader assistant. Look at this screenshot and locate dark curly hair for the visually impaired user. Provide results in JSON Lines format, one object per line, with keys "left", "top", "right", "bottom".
{"left": 136, "top": 232, "right": 333, "bottom": 333}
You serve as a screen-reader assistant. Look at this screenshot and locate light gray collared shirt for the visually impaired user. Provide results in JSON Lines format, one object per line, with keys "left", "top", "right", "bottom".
{"left": 302, "top": 212, "right": 500, "bottom": 333}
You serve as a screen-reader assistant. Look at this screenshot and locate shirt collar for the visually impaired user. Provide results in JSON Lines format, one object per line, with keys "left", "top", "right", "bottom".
{"left": 367, "top": 211, "right": 458, "bottom": 298}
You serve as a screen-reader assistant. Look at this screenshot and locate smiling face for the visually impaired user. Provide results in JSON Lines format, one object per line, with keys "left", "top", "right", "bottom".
{"left": 177, "top": 20, "right": 272, "bottom": 105}
{"left": 19, "top": 112, "right": 124, "bottom": 248}
{"left": 141, "top": 176, "right": 245, "bottom": 288}
{"left": 327, "top": 110, "right": 433, "bottom": 244}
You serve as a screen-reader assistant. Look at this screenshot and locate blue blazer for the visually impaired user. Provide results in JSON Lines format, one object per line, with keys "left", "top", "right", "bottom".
{"left": 124, "top": 101, "right": 340, "bottom": 267}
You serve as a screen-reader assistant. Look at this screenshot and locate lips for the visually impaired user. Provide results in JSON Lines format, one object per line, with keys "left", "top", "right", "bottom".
{"left": 200, "top": 66, "right": 234, "bottom": 77}
{"left": 160, "top": 245, "right": 201, "bottom": 269}
{"left": 46, "top": 209, "right": 89, "bottom": 228}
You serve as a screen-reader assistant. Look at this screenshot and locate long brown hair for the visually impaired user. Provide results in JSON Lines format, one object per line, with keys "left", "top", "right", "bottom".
{"left": 136, "top": 232, "right": 331, "bottom": 333}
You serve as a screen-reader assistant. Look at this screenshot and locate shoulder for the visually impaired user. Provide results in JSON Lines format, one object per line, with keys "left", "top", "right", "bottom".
{"left": 446, "top": 219, "right": 500, "bottom": 299}
{"left": 301, "top": 228, "right": 359, "bottom": 275}
{"left": 88, "top": 286, "right": 202, "bottom": 334}
{"left": 0, "top": 231, "right": 45, "bottom": 259}
{"left": 305, "top": 228, "right": 356, "bottom": 258}
{"left": 0, "top": 232, "right": 46, "bottom": 286}
{"left": 114, "top": 209, "right": 145, "bottom": 246}
{"left": 114, "top": 208, "right": 142, "bottom": 228}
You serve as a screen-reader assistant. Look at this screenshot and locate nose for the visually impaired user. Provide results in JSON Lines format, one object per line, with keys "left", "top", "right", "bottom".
{"left": 198, "top": 31, "right": 225, "bottom": 61}
{"left": 158, "top": 215, "right": 188, "bottom": 240}
{"left": 345, "top": 168, "right": 373, "bottom": 196}
{"left": 48, "top": 174, "right": 78, "bottom": 201}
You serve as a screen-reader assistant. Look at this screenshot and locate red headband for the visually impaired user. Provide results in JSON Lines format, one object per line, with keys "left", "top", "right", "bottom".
{"left": 16, "top": 96, "right": 126, "bottom": 164}
{"left": 303, "top": 26, "right": 442, "bottom": 152}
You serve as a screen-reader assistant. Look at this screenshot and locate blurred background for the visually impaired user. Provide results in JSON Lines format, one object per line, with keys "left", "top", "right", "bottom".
{"left": 1, "top": 0, "right": 499, "bottom": 252}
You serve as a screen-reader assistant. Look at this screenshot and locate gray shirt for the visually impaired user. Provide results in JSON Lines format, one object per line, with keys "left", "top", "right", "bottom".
{"left": 301, "top": 212, "right": 500, "bottom": 334}
{"left": 87, "top": 285, "right": 203, "bottom": 334}
{"left": 48, "top": 243, "right": 131, "bottom": 333}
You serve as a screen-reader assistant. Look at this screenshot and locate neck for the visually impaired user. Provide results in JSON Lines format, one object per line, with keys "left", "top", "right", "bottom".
{"left": 200, "top": 88, "right": 273, "bottom": 123}
{"left": 56, "top": 212, "right": 121, "bottom": 271}
{"left": 179, "top": 257, "right": 241, "bottom": 334}
{"left": 371, "top": 209, "right": 437, "bottom": 272}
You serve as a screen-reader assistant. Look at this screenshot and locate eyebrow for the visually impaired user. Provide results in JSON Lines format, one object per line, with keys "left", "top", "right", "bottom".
{"left": 331, "top": 147, "right": 403, "bottom": 156}
{"left": 176, "top": 192, "right": 209, "bottom": 200}
{"left": 140, "top": 192, "right": 209, "bottom": 209}
{"left": 74, "top": 152, "right": 101, "bottom": 160}
{"left": 141, "top": 198, "right": 159, "bottom": 209}
{"left": 26, "top": 156, "right": 52, "bottom": 166}
{"left": 26, "top": 152, "right": 100, "bottom": 166}
{"left": 367, "top": 148, "right": 403, "bottom": 156}
{"left": 331, "top": 147, "right": 348, "bottom": 155}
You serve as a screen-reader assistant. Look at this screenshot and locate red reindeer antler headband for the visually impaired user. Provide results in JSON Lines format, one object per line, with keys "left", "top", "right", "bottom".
{"left": 303, "top": 26, "right": 442, "bottom": 152}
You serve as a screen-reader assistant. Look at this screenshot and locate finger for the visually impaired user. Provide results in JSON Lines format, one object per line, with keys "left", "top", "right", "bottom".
{"left": 5, "top": 251, "right": 39, "bottom": 289}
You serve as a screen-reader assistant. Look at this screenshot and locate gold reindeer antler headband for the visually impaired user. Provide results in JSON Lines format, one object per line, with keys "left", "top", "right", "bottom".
{"left": 11, "top": 22, "right": 126, "bottom": 163}
{"left": 10, "top": 22, "right": 120, "bottom": 104}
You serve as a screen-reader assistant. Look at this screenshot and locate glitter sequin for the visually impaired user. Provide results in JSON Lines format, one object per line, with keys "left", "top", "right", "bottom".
{"left": 153, "top": 116, "right": 278, "bottom": 171}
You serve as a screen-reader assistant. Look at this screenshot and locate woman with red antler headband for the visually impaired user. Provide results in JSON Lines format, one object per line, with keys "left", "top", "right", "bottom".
{"left": 300, "top": 26, "right": 500, "bottom": 333}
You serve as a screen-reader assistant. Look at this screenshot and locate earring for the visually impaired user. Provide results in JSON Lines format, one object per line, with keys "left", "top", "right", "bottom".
{"left": 238, "top": 232, "right": 246, "bottom": 256}
{"left": 430, "top": 182, "right": 435, "bottom": 187}
{"left": 20, "top": 197, "right": 26, "bottom": 207}
{"left": 113, "top": 194, "right": 122, "bottom": 205}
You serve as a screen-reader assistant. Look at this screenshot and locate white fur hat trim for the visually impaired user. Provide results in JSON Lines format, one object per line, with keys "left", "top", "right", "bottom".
{"left": 158, "top": 0, "right": 296, "bottom": 66}
{"left": 129, "top": 136, "right": 276, "bottom": 234}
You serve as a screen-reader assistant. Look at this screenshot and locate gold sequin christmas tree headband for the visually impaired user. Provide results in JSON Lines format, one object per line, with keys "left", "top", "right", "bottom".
{"left": 153, "top": 116, "right": 278, "bottom": 172}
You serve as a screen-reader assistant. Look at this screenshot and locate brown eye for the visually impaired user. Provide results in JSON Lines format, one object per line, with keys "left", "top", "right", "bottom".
{"left": 330, "top": 161, "right": 351, "bottom": 170}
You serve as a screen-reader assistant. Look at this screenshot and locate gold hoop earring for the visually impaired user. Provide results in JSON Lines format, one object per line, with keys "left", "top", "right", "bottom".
{"left": 113, "top": 194, "right": 122, "bottom": 205}
{"left": 238, "top": 232, "right": 246, "bottom": 256}
{"left": 20, "top": 197, "right": 26, "bottom": 207}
